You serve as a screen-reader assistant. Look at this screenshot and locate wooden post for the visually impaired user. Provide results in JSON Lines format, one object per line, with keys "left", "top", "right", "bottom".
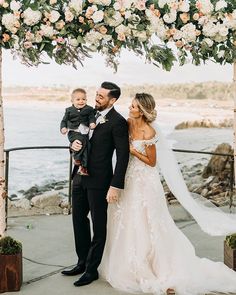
{"left": 0, "top": 48, "right": 6, "bottom": 236}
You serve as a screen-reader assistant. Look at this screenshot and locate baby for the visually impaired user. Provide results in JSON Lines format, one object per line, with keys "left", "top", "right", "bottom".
{"left": 60, "top": 88, "right": 96, "bottom": 176}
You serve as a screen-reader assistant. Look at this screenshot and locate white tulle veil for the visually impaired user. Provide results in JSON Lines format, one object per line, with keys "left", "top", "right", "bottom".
{"left": 152, "top": 122, "right": 236, "bottom": 236}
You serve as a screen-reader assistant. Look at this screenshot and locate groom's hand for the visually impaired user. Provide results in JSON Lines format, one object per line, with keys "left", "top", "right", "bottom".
{"left": 106, "top": 187, "right": 120, "bottom": 203}
{"left": 71, "top": 140, "right": 82, "bottom": 151}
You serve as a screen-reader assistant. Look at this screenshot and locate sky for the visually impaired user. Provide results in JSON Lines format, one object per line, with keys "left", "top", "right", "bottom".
{"left": 2, "top": 49, "right": 234, "bottom": 87}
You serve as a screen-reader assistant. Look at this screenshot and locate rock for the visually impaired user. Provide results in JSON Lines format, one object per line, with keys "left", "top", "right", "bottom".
{"left": 60, "top": 198, "right": 69, "bottom": 209}
{"left": 12, "top": 198, "right": 31, "bottom": 210}
{"left": 175, "top": 118, "right": 233, "bottom": 130}
{"left": 9, "top": 194, "right": 18, "bottom": 200}
{"left": 31, "top": 192, "right": 64, "bottom": 209}
{"left": 202, "top": 143, "right": 233, "bottom": 178}
{"left": 201, "top": 188, "right": 208, "bottom": 197}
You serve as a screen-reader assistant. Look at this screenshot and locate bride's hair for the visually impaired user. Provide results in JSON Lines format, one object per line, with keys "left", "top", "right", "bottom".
{"left": 135, "top": 93, "right": 157, "bottom": 123}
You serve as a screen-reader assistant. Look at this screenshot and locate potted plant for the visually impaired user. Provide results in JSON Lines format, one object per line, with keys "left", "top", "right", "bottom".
{"left": 224, "top": 233, "right": 236, "bottom": 271}
{"left": 0, "top": 236, "right": 23, "bottom": 293}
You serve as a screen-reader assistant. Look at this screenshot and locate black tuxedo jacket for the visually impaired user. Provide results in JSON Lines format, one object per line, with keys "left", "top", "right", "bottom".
{"left": 72, "top": 108, "right": 129, "bottom": 190}
{"left": 60, "top": 105, "right": 96, "bottom": 129}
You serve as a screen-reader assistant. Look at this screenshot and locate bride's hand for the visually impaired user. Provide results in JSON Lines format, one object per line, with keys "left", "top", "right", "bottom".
{"left": 106, "top": 187, "right": 120, "bottom": 203}
{"left": 129, "top": 144, "right": 136, "bottom": 155}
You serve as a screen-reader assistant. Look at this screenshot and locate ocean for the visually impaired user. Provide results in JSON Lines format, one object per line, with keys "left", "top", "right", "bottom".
{"left": 4, "top": 101, "right": 233, "bottom": 197}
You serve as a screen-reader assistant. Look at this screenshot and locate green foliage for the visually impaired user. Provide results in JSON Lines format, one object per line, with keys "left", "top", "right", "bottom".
{"left": 226, "top": 234, "right": 236, "bottom": 249}
{"left": 0, "top": 236, "right": 22, "bottom": 255}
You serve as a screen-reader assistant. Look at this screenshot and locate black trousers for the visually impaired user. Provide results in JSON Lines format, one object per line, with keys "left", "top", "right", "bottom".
{"left": 72, "top": 174, "right": 108, "bottom": 274}
{"left": 68, "top": 131, "right": 89, "bottom": 167}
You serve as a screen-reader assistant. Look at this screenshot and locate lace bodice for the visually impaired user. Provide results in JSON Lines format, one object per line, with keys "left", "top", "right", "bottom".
{"left": 131, "top": 135, "right": 158, "bottom": 154}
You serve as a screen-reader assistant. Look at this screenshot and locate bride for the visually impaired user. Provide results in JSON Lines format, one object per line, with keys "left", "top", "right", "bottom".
{"left": 100, "top": 93, "right": 236, "bottom": 295}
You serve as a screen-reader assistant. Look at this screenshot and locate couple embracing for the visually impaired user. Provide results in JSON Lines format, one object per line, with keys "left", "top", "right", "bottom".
{"left": 62, "top": 82, "right": 236, "bottom": 295}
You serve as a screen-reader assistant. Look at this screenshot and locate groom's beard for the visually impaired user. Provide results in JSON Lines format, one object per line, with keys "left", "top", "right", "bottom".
{"left": 95, "top": 100, "right": 111, "bottom": 111}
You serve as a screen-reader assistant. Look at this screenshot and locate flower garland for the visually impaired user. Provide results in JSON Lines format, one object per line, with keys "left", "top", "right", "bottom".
{"left": 1, "top": 0, "right": 236, "bottom": 71}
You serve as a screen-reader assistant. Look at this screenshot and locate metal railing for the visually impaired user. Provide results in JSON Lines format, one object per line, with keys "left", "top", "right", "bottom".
{"left": 4, "top": 146, "right": 73, "bottom": 223}
{"left": 4, "top": 146, "right": 235, "bottom": 222}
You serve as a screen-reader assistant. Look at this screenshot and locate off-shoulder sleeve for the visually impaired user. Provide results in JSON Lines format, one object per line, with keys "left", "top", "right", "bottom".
{"left": 143, "top": 135, "right": 158, "bottom": 146}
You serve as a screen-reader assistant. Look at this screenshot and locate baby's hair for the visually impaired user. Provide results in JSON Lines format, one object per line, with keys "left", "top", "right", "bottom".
{"left": 71, "top": 88, "right": 86, "bottom": 96}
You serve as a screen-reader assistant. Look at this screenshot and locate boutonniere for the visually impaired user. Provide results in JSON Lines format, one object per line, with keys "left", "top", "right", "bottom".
{"left": 99, "top": 116, "right": 109, "bottom": 124}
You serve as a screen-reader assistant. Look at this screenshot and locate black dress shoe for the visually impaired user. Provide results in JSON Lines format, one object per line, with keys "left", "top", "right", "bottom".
{"left": 74, "top": 271, "right": 99, "bottom": 287}
{"left": 61, "top": 265, "right": 85, "bottom": 276}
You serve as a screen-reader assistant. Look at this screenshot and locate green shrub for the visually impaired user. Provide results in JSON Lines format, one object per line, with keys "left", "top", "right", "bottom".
{"left": 226, "top": 234, "right": 236, "bottom": 249}
{"left": 0, "top": 236, "right": 22, "bottom": 255}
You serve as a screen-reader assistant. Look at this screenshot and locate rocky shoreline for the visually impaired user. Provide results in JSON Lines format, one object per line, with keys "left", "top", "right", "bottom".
{"left": 7, "top": 143, "right": 235, "bottom": 217}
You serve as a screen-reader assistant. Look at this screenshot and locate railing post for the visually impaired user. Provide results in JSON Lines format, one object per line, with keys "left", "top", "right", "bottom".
{"left": 229, "top": 155, "right": 235, "bottom": 212}
{"left": 4, "top": 150, "right": 9, "bottom": 229}
{"left": 68, "top": 153, "right": 73, "bottom": 215}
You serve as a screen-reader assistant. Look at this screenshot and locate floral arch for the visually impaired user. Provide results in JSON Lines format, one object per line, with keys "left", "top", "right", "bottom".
{"left": 0, "top": 0, "right": 236, "bottom": 234}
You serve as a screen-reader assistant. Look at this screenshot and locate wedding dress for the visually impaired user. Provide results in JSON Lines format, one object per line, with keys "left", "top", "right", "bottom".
{"left": 100, "top": 135, "right": 236, "bottom": 295}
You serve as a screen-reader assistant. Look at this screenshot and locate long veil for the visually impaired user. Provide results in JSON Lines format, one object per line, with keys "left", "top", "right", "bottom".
{"left": 153, "top": 122, "right": 236, "bottom": 236}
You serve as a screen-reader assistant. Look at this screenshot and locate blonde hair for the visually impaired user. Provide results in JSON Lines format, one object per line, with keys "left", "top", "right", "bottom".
{"left": 135, "top": 93, "right": 157, "bottom": 123}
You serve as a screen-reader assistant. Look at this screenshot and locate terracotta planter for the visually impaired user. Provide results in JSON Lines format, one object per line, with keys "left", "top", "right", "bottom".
{"left": 224, "top": 241, "right": 236, "bottom": 271}
{"left": 0, "top": 251, "right": 23, "bottom": 293}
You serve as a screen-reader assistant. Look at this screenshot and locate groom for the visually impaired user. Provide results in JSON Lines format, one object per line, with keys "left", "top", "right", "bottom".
{"left": 62, "top": 81, "right": 130, "bottom": 286}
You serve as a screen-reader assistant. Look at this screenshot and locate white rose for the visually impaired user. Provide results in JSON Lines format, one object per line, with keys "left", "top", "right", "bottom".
{"left": 218, "top": 25, "right": 228, "bottom": 37}
{"left": 91, "top": 10, "right": 104, "bottom": 23}
{"left": 124, "top": 10, "right": 132, "bottom": 19}
{"left": 178, "top": 1, "right": 189, "bottom": 12}
{"left": 163, "top": 10, "right": 177, "bottom": 24}
{"left": 158, "top": 0, "right": 167, "bottom": 8}
{"left": 10, "top": 0, "right": 22, "bottom": 11}
{"left": 113, "top": 2, "right": 121, "bottom": 10}
{"left": 181, "top": 23, "right": 197, "bottom": 43}
{"left": 173, "top": 30, "right": 183, "bottom": 40}
{"left": 198, "top": 0, "right": 213, "bottom": 15}
{"left": 93, "top": 0, "right": 111, "bottom": 5}
{"left": 40, "top": 24, "right": 55, "bottom": 38}
{"left": 2, "top": 13, "right": 19, "bottom": 32}
{"left": 69, "top": 38, "right": 79, "bottom": 47}
{"left": 49, "top": 10, "right": 60, "bottom": 23}
{"left": 203, "top": 37, "right": 213, "bottom": 47}
{"left": 215, "top": 0, "right": 227, "bottom": 11}
{"left": 105, "top": 11, "right": 123, "bottom": 26}
{"left": 23, "top": 8, "right": 42, "bottom": 26}
{"left": 133, "top": 30, "right": 147, "bottom": 42}
{"left": 69, "top": 0, "right": 83, "bottom": 15}
{"left": 217, "top": 50, "right": 224, "bottom": 58}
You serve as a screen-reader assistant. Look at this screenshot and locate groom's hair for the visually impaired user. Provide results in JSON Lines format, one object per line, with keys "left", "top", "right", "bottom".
{"left": 101, "top": 81, "right": 121, "bottom": 100}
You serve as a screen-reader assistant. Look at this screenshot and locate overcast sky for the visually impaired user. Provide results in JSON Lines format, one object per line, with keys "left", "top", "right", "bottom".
{"left": 2, "top": 49, "right": 234, "bottom": 87}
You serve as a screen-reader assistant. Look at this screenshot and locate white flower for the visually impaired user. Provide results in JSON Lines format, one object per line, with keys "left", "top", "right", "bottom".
{"left": 48, "top": 10, "right": 60, "bottom": 23}
{"left": 197, "top": 0, "right": 213, "bottom": 15}
{"left": 68, "top": 38, "right": 79, "bottom": 47}
{"left": 10, "top": 1, "right": 21, "bottom": 11}
{"left": 181, "top": 23, "right": 197, "bottom": 43}
{"left": 217, "top": 50, "right": 224, "bottom": 58}
{"left": 215, "top": 0, "right": 227, "bottom": 11}
{"left": 133, "top": 30, "right": 147, "bottom": 42}
{"left": 173, "top": 29, "right": 183, "bottom": 40}
{"left": 91, "top": 10, "right": 104, "bottom": 23}
{"left": 84, "top": 30, "right": 103, "bottom": 46}
{"left": 65, "top": 7, "right": 74, "bottom": 22}
{"left": 23, "top": 8, "right": 42, "bottom": 26}
{"left": 218, "top": 25, "right": 228, "bottom": 37}
{"left": 2, "top": 13, "right": 19, "bottom": 32}
{"left": 124, "top": 10, "right": 132, "bottom": 19}
{"left": 69, "top": 0, "right": 83, "bottom": 15}
{"left": 203, "top": 37, "right": 213, "bottom": 47}
{"left": 178, "top": 1, "right": 189, "bottom": 12}
{"left": 40, "top": 24, "right": 55, "bottom": 38}
{"left": 202, "top": 20, "right": 217, "bottom": 37}
{"left": 93, "top": 0, "right": 111, "bottom": 5}
{"left": 163, "top": 10, "right": 177, "bottom": 24}
{"left": 115, "top": 24, "right": 131, "bottom": 35}
{"left": 105, "top": 11, "right": 123, "bottom": 27}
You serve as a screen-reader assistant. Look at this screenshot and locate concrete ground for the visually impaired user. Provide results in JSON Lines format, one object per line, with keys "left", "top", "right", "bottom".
{"left": 3, "top": 206, "right": 236, "bottom": 295}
